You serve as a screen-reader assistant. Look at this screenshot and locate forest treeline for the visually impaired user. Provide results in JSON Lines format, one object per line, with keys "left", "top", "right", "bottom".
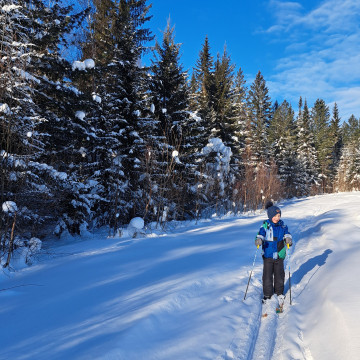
{"left": 1, "top": 0, "right": 359, "bottom": 263}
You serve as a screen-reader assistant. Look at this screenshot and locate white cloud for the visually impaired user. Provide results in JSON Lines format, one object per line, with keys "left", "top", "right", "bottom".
{"left": 265, "top": 0, "right": 360, "bottom": 120}
{"left": 296, "top": 0, "right": 360, "bottom": 32}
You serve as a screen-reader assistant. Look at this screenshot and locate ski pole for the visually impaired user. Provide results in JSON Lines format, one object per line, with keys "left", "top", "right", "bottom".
{"left": 287, "top": 243, "right": 292, "bottom": 305}
{"left": 244, "top": 245, "right": 259, "bottom": 301}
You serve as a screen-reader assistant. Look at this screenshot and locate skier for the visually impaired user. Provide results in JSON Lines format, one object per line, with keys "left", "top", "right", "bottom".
{"left": 255, "top": 201, "right": 292, "bottom": 307}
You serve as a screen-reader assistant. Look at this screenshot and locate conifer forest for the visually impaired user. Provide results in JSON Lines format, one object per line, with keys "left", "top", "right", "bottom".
{"left": 1, "top": 0, "right": 359, "bottom": 264}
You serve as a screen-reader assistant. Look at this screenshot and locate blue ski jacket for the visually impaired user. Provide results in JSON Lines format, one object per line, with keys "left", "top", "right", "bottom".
{"left": 256, "top": 219, "right": 291, "bottom": 259}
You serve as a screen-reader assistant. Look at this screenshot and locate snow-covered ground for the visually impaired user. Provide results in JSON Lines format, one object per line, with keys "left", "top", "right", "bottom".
{"left": 1, "top": 192, "right": 360, "bottom": 360}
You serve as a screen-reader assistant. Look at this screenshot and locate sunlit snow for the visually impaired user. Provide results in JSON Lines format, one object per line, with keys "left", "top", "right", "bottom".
{"left": 1, "top": 193, "right": 360, "bottom": 359}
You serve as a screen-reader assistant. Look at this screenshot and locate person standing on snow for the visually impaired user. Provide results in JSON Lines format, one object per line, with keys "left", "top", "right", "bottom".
{"left": 255, "top": 201, "right": 292, "bottom": 304}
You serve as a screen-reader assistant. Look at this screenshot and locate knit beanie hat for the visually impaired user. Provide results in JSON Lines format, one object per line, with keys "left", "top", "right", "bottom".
{"left": 265, "top": 201, "right": 281, "bottom": 220}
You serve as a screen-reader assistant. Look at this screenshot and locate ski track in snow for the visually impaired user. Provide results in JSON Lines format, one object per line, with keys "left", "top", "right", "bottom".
{"left": 248, "top": 298, "right": 279, "bottom": 360}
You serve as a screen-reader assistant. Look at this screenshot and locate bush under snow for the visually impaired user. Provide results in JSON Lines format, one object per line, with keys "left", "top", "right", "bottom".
{"left": 127, "top": 217, "right": 145, "bottom": 238}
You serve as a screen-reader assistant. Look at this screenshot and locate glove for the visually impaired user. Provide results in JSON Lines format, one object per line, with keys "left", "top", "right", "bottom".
{"left": 284, "top": 236, "right": 292, "bottom": 246}
{"left": 255, "top": 237, "right": 262, "bottom": 247}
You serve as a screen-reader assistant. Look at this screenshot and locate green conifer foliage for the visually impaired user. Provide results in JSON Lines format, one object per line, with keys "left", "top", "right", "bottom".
{"left": 268, "top": 100, "right": 300, "bottom": 197}
{"left": 78, "top": 0, "right": 153, "bottom": 230}
{"left": 0, "top": 0, "right": 91, "bottom": 238}
{"left": 247, "top": 71, "right": 272, "bottom": 163}
{"left": 337, "top": 115, "right": 360, "bottom": 191}
{"left": 295, "top": 98, "right": 320, "bottom": 195}
{"left": 311, "top": 99, "right": 332, "bottom": 192}
{"left": 328, "top": 103, "right": 343, "bottom": 187}
{"left": 147, "top": 19, "right": 191, "bottom": 222}
{"left": 213, "top": 46, "right": 235, "bottom": 142}
{"left": 193, "top": 36, "right": 216, "bottom": 147}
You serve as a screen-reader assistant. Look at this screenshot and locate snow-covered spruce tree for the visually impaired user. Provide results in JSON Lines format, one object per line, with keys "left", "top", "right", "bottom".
{"left": 295, "top": 98, "right": 320, "bottom": 195}
{"left": 0, "top": 0, "right": 90, "bottom": 248}
{"left": 146, "top": 19, "right": 191, "bottom": 223}
{"left": 311, "top": 99, "right": 333, "bottom": 192}
{"left": 26, "top": 1, "right": 92, "bottom": 237}
{"left": 336, "top": 115, "right": 360, "bottom": 191}
{"left": 247, "top": 71, "right": 272, "bottom": 164}
{"left": 77, "top": 0, "right": 153, "bottom": 232}
{"left": 199, "top": 138, "right": 233, "bottom": 216}
{"left": 268, "top": 100, "right": 301, "bottom": 197}
{"left": 229, "top": 67, "right": 248, "bottom": 211}
{"left": 0, "top": 0, "right": 50, "bottom": 258}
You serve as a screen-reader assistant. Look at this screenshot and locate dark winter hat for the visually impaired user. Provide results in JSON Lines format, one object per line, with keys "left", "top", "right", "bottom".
{"left": 265, "top": 200, "right": 281, "bottom": 220}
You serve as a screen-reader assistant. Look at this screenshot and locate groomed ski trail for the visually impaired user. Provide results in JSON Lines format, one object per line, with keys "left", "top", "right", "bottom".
{"left": 247, "top": 297, "right": 281, "bottom": 360}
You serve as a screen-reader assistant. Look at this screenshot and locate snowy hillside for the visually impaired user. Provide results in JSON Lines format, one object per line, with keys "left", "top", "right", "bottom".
{"left": 1, "top": 192, "right": 360, "bottom": 360}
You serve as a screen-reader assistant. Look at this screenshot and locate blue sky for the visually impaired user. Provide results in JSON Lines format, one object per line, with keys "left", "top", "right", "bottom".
{"left": 145, "top": 0, "right": 360, "bottom": 122}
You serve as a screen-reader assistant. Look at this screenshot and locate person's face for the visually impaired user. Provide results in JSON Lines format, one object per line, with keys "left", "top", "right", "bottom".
{"left": 272, "top": 213, "right": 281, "bottom": 223}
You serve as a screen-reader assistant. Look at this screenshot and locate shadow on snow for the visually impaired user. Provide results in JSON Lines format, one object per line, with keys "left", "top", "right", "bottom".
{"left": 285, "top": 249, "right": 333, "bottom": 296}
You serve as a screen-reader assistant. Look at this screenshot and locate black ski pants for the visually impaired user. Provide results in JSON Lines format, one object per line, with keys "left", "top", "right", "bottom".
{"left": 262, "top": 257, "right": 285, "bottom": 298}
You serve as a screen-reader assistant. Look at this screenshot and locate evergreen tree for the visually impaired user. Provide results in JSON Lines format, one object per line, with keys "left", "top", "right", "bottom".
{"left": 295, "top": 98, "right": 320, "bottom": 195}
{"left": 78, "top": 0, "right": 153, "bottom": 231}
{"left": 231, "top": 67, "right": 248, "bottom": 158}
{"left": 81, "top": 0, "right": 118, "bottom": 65}
{"left": 147, "top": 19, "right": 192, "bottom": 222}
{"left": 192, "top": 36, "right": 215, "bottom": 147}
{"left": 188, "top": 72, "right": 198, "bottom": 112}
{"left": 247, "top": 71, "right": 272, "bottom": 163}
{"left": 311, "top": 99, "right": 332, "bottom": 192}
{"left": 328, "top": 103, "right": 342, "bottom": 188}
{"left": 268, "top": 100, "right": 299, "bottom": 197}
{"left": 212, "top": 46, "right": 236, "bottom": 144}
{"left": 337, "top": 115, "right": 360, "bottom": 191}
{"left": 230, "top": 66, "right": 248, "bottom": 191}
{"left": 0, "top": 0, "right": 91, "bottom": 243}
